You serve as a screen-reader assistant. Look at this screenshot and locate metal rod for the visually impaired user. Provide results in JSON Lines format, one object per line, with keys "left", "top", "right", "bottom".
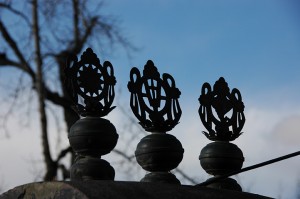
{"left": 197, "top": 150, "right": 300, "bottom": 186}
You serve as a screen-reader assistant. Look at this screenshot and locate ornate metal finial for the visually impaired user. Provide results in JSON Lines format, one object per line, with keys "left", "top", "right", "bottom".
{"left": 128, "top": 60, "right": 181, "bottom": 132}
{"left": 65, "top": 48, "right": 116, "bottom": 117}
{"left": 128, "top": 60, "right": 184, "bottom": 184}
{"left": 198, "top": 77, "right": 245, "bottom": 141}
{"left": 65, "top": 48, "right": 118, "bottom": 181}
{"left": 198, "top": 77, "right": 245, "bottom": 191}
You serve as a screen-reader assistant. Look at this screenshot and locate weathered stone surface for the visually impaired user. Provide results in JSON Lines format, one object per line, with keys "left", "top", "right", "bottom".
{"left": 0, "top": 181, "right": 273, "bottom": 199}
{"left": 0, "top": 182, "right": 88, "bottom": 199}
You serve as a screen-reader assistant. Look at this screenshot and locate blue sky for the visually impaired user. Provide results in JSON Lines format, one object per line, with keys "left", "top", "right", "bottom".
{"left": 0, "top": 0, "right": 300, "bottom": 198}
{"left": 97, "top": 1, "right": 300, "bottom": 197}
{"left": 101, "top": 0, "right": 300, "bottom": 105}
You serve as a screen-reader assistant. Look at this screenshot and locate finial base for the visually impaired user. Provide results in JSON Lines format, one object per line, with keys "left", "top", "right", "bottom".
{"left": 199, "top": 141, "right": 244, "bottom": 175}
{"left": 205, "top": 177, "right": 242, "bottom": 191}
{"left": 68, "top": 117, "right": 118, "bottom": 181}
{"left": 135, "top": 133, "right": 184, "bottom": 183}
{"left": 69, "top": 117, "right": 118, "bottom": 156}
{"left": 135, "top": 134, "right": 184, "bottom": 172}
{"left": 70, "top": 157, "right": 115, "bottom": 181}
{"left": 199, "top": 141, "right": 244, "bottom": 191}
{"left": 141, "top": 172, "right": 181, "bottom": 184}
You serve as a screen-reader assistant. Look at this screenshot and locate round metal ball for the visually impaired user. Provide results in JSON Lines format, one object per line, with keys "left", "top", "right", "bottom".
{"left": 199, "top": 141, "right": 244, "bottom": 175}
{"left": 70, "top": 157, "right": 115, "bottom": 181}
{"left": 206, "top": 178, "right": 242, "bottom": 191}
{"left": 135, "top": 133, "right": 184, "bottom": 172}
{"left": 141, "top": 172, "right": 181, "bottom": 184}
{"left": 69, "top": 117, "right": 118, "bottom": 156}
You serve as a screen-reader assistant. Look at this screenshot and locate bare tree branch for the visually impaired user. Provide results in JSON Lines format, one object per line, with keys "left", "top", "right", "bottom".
{"left": 56, "top": 146, "right": 72, "bottom": 162}
{"left": 32, "top": 0, "right": 55, "bottom": 180}
{"left": 0, "top": 20, "right": 35, "bottom": 80}
{"left": 71, "top": 16, "right": 98, "bottom": 54}
{"left": 174, "top": 168, "right": 198, "bottom": 185}
{"left": 0, "top": 2, "right": 31, "bottom": 26}
{"left": 0, "top": 53, "right": 26, "bottom": 70}
{"left": 72, "top": 0, "right": 80, "bottom": 47}
{"left": 0, "top": 52, "right": 72, "bottom": 111}
{"left": 58, "top": 164, "right": 70, "bottom": 180}
{"left": 44, "top": 89, "right": 73, "bottom": 110}
{"left": 113, "top": 149, "right": 135, "bottom": 162}
{"left": 0, "top": 0, "right": 136, "bottom": 181}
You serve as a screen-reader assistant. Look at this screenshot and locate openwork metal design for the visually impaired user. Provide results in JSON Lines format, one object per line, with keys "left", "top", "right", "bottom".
{"left": 198, "top": 77, "right": 245, "bottom": 141}
{"left": 65, "top": 48, "right": 116, "bottom": 117}
{"left": 128, "top": 60, "right": 181, "bottom": 132}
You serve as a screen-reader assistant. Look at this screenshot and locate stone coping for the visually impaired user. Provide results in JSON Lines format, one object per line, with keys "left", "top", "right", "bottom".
{"left": 0, "top": 181, "right": 273, "bottom": 199}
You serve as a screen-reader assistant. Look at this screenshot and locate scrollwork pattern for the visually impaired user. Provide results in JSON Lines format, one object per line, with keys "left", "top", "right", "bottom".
{"left": 198, "top": 77, "right": 245, "bottom": 141}
{"left": 128, "top": 60, "right": 181, "bottom": 132}
{"left": 65, "top": 48, "right": 116, "bottom": 117}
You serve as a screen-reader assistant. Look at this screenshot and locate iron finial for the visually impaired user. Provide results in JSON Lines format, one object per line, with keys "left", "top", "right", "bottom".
{"left": 128, "top": 60, "right": 181, "bottom": 133}
{"left": 198, "top": 77, "right": 245, "bottom": 191}
{"left": 65, "top": 48, "right": 116, "bottom": 117}
{"left": 198, "top": 77, "right": 245, "bottom": 141}
{"left": 65, "top": 48, "right": 118, "bottom": 181}
{"left": 128, "top": 60, "right": 184, "bottom": 184}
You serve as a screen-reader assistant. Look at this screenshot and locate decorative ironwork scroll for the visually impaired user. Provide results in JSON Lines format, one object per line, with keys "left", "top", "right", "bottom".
{"left": 65, "top": 48, "right": 116, "bottom": 117}
{"left": 128, "top": 60, "right": 181, "bottom": 132}
{"left": 198, "top": 77, "right": 245, "bottom": 141}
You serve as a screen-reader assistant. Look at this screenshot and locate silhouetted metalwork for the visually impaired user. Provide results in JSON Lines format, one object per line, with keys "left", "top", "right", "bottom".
{"left": 128, "top": 60, "right": 181, "bottom": 132}
{"left": 199, "top": 141, "right": 244, "bottom": 191}
{"left": 198, "top": 77, "right": 245, "bottom": 191}
{"left": 65, "top": 48, "right": 116, "bottom": 117}
{"left": 198, "top": 77, "right": 245, "bottom": 141}
{"left": 65, "top": 48, "right": 118, "bottom": 181}
{"left": 198, "top": 150, "right": 300, "bottom": 187}
{"left": 128, "top": 60, "right": 184, "bottom": 184}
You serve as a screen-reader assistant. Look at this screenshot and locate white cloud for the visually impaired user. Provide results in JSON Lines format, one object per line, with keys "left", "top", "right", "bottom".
{"left": 0, "top": 97, "right": 299, "bottom": 198}
{"left": 169, "top": 103, "right": 300, "bottom": 198}
{"left": 271, "top": 115, "right": 300, "bottom": 146}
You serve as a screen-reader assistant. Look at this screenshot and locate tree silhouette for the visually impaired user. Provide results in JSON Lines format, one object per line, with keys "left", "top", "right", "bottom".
{"left": 0, "top": 0, "right": 197, "bottom": 185}
{"left": 0, "top": 0, "right": 133, "bottom": 181}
